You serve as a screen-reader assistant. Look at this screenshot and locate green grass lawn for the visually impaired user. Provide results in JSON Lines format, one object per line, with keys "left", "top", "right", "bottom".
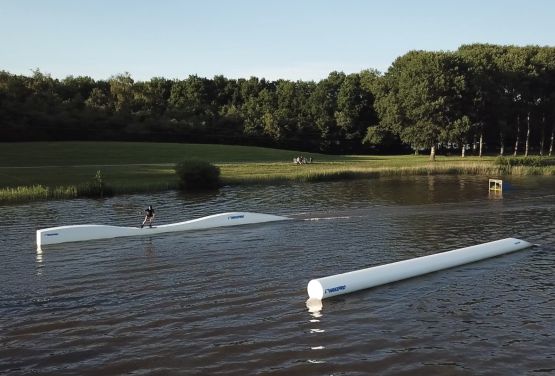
{"left": 6, "top": 141, "right": 552, "bottom": 203}
{"left": 0, "top": 141, "right": 500, "bottom": 189}
{"left": 0, "top": 141, "right": 342, "bottom": 167}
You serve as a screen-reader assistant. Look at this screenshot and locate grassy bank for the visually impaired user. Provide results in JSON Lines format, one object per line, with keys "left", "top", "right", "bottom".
{"left": 1, "top": 142, "right": 554, "bottom": 203}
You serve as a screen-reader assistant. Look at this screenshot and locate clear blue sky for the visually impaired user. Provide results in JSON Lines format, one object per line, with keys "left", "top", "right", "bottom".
{"left": 1, "top": 0, "right": 554, "bottom": 81}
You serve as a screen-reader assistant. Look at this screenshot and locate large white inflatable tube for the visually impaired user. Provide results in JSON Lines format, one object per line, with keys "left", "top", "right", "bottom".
{"left": 37, "top": 212, "right": 289, "bottom": 247}
{"left": 307, "top": 238, "right": 533, "bottom": 300}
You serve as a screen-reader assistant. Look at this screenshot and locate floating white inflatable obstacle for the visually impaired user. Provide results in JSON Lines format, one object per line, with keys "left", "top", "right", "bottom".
{"left": 307, "top": 238, "right": 533, "bottom": 300}
{"left": 37, "top": 212, "right": 289, "bottom": 247}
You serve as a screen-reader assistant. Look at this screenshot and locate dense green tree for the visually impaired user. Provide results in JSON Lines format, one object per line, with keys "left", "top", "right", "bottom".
{"left": 215, "top": 78, "right": 244, "bottom": 142}
{"left": 308, "top": 71, "right": 345, "bottom": 151}
{"left": 59, "top": 75, "right": 96, "bottom": 109}
{"left": 291, "top": 80, "right": 319, "bottom": 150}
{"left": 85, "top": 86, "right": 111, "bottom": 112}
{"left": 506, "top": 47, "right": 536, "bottom": 156}
{"left": 109, "top": 72, "right": 134, "bottom": 113}
{"left": 210, "top": 75, "right": 234, "bottom": 109}
{"left": 457, "top": 44, "right": 505, "bottom": 156}
{"left": 335, "top": 73, "right": 378, "bottom": 151}
{"left": 134, "top": 77, "right": 172, "bottom": 116}
{"left": 374, "top": 51, "right": 469, "bottom": 160}
{"left": 532, "top": 47, "right": 555, "bottom": 155}
{"left": 537, "top": 48, "right": 555, "bottom": 156}
{"left": 2, "top": 44, "right": 555, "bottom": 156}
{"left": 0, "top": 71, "right": 30, "bottom": 140}
{"left": 169, "top": 75, "right": 213, "bottom": 120}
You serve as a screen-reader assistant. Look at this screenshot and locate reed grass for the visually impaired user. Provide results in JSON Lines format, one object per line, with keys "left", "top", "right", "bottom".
{"left": 0, "top": 182, "right": 182, "bottom": 204}
{"left": 220, "top": 162, "right": 555, "bottom": 185}
{"left": 495, "top": 155, "right": 555, "bottom": 167}
{"left": 0, "top": 185, "right": 78, "bottom": 203}
{"left": 219, "top": 162, "right": 504, "bottom": 184}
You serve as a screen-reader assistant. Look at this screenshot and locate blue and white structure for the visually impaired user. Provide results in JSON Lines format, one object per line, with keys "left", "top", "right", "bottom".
{"left": 37, "top": 212, "right": 289, "bottom": 247}
{"left": 307, "top": 238, "right": 533, "bottom": 300}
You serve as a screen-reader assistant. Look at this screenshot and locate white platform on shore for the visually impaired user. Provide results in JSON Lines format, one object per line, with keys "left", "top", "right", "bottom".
{"left": 37, "top": 212, "right": 289, "bottom": 247}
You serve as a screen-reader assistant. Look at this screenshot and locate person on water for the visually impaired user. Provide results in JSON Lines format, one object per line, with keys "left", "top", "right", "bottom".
{"left": 141, "top": 205, "right": 155, "bottom": 228}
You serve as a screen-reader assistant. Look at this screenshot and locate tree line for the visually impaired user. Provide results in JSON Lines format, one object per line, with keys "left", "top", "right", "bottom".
{"left": 1, "top": 43, "right": 554, "bottom": 158}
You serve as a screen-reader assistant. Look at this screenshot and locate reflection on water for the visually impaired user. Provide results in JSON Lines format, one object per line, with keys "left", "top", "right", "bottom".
{"left": 143, "top": 239, "right": 156, "bottom": 258}
{"left": 306, "top": 298, "right": 323, "bottom": 314}
{"left": 35, "top": 247, "right": 43, "bottom": 264}
{"left": 35, "top": 247, "right": 43, "bottom": 276}
{"left": 488, "top": 190, "right": 503, "bottom": 200}
{"left": 306, "top": 298, "right": 326, "bottom": 366}
{"left": 1, "top": 175, "right": 554, "bottom": 375}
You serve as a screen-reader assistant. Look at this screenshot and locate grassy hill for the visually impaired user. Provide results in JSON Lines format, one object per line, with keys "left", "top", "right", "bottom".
{"left": 0, "top": 141, "right": 346, "bottom": 190}
{"left": 0, "top": 141, "right": 339, "bottom": 167}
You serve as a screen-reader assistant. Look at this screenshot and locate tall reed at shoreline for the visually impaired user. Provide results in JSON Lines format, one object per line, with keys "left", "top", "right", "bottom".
{"left": 221, "top": 162, "right": 555, "bottom": 185}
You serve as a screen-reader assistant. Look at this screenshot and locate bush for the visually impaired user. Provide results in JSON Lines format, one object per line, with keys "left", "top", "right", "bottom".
{"left": 495, "top": 156, "right": 555, "bottom": 167}
{"left": 77, "top": 170, "right": 113, "bottom": 198}
{"left": 175, "top": 160, "right": 221, "bottom": 190}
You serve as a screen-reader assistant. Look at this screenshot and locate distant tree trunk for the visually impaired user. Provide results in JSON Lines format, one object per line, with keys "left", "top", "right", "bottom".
{"left": 461, "top": 141, "right": 465, "bottom": 158}
{"left": 513, "top": 114, "right": 520, "bottom": 156}
{"left": 472, "top": 134, "right": 477, "bottom": 155}
{"left": 499, "top": 132, "right": 505, "bottom": 156}
{"left": 540, "top": 114, "right": 545, "bottom": 156}
{"left": 549, "top": 125, "right": 554, "bottom": 157}
{"left": 479, "top": 132, "right": 483, "bottom": 157}
{"left": 525, "top": 111, "right": 531, "bottom": 157}
{"left": 430, "top": 145, "right": 436, "bottom": 161}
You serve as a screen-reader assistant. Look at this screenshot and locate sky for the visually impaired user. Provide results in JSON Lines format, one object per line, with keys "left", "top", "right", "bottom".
{"left": 1, "top": 0, "right": 554, "bottom": 82}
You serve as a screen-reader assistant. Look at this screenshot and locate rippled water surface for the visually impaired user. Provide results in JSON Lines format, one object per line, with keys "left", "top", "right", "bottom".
{"left": 1, "top": 175, "right": 554, "bottom": 375}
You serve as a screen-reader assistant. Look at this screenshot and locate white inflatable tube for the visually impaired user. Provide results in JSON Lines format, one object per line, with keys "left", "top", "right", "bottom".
{"left": 307, "top": 238, "right": 533, "bottom": 300}
{"left": 37, "top": 212, "right": 289, "bottom": 247}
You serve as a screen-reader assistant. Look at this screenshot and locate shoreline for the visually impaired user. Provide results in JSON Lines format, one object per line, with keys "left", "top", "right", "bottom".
{"left": 2, "top": 141, "right": 553, "bottom": 204}
{"left": 2, "top": 163, "right": 554, "bottom": 204}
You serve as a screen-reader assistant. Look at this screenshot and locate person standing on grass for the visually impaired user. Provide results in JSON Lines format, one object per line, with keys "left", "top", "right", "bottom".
{"left": 141, "top": 205, "right": 155, "bottom": 228}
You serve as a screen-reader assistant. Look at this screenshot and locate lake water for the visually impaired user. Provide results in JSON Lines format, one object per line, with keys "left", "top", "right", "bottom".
{"left": 1, "top": 175, "right": 554, "bottom": 375}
